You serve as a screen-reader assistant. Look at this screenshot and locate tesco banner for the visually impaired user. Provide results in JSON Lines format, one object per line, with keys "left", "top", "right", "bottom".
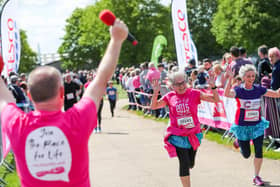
{"left": 0, "top": 0, "right": 21, "bottom": 77}
{"left": 198, "top": 89, "right": 237, "bottom": 130}
{"left": 171, "top": 0, "right": 198, "bottom": 70}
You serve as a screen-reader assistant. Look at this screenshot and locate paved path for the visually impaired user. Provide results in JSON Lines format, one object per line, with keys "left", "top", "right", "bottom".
{"left": 89, "top": 99, "right": 280, "bottom": 187}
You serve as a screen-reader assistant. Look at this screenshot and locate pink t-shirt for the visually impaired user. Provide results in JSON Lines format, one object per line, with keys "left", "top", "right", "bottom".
{"left": 146, "top": 67, "right": 160, "bottom": 82}
{"left": 1, "top": 97, "right": 97, "bottom": 187}
{"left": 84, "top": 81, "right": 91, "bottom": 89}
{"left": 132, "top": 75, "right": 141, "bottom": 89}
{"left": 162, "top": 89, "right": 201, "bottom": 129}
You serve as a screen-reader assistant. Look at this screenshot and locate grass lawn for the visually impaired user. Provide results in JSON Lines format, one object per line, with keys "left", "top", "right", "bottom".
{"left": 0, "top": 153, "right": 20, "bottom": 187}
{"left": 123, "top": 105, "right": 280, "bottom": 160}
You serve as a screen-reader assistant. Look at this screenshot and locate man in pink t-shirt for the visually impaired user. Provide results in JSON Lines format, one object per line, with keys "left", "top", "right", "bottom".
{"left": 0, "top": 19, "right": 128, "bottom": 187}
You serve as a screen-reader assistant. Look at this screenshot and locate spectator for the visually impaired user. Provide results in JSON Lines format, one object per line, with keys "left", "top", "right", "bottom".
{"left": 133, "top": 68, "right": 142, "bottom": 110}
{"left": 157, "top": 63, "right": 168, "bottom": 85}
{"left": 185, "top": 59, "right": 196, "bottom": 77}
{"left": 8, "top": 75, "right": 26, "bottom": 106}
{"left": 126, "top": 71, "right": 136, "bottom": 110}
{"left": 221, "top": 52, "right": 232, "bottom": 69}
{"left": 213, "top": 63, "right": 226, "bottom": 88}
{"left": 0, "top": 19, "right": 128, "bottom": 187}
{"left": 257, "top": 45, "right": 272, "bottom": 82}
{"left": 229, "top": 46, "right": 253, "bottom": 77}
{"left": 195, "top": 66, "right": 209, "bottom": 89}
{"left": 268, "top": 47, "right": 280, "bottom": 90}
{"left": 145, "top": 62, "right": 161, "bottom": 116}
{"left": 202, "top": 58, "right": 212, "bottom": 71}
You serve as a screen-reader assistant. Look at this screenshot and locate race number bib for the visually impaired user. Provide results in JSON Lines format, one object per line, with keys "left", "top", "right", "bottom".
{"left": 108, "top": 91, "right": 115, "bottom": 95}
{"left": 177, "top": 116, "right": 195, "bottom": 128}
{"left": 66, "top": 93, "right": 74, "bottom": 100}
{"left": 244, "top": 110, "right": 259, "bottom": 121}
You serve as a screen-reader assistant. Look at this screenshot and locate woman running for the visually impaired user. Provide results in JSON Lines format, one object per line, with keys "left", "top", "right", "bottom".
{"left": 150, "top": 71, "right": 219, "bottom": 187}
{"left": 224, "top": 64, "right": 280, "bottom": 186}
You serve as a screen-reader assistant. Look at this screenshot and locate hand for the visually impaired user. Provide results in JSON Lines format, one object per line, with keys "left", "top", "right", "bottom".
{"left": 110, "top": 19, "right": 128, "bottom": 43}
{"left": 151, "top": 79, "right": 160, "bottom": 93}
{"left": 225, "top": 65, "right": 234, "bottom": 79}
{"left": 207, "top": 71, "right": 215, "bottom": 88}
{"left": 0, "top": 55, "right": 4, "bottom": 74}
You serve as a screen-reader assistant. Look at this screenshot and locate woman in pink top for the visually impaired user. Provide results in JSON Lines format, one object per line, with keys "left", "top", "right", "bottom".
{"left": 151, "top": 71, "right": 219, "bottom": 187}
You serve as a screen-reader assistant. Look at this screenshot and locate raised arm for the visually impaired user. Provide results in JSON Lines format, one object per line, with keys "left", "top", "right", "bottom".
{"left": 83, "top": 19, "right": 128, "bottom": 107}
{"left": 224, "top": 66, "right": 236, "bottom": 98}
{"left": 200, "top": 71, "right": 220, "bottom": 103}
{"left": 0, "top": 57, "right": 16, "bottom": 112}
{"left": 150, "top": 79, "right": 166, "bottom": 109}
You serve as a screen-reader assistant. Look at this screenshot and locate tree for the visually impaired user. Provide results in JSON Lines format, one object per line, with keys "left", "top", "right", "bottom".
{"left": 211, "top": 0, "right": 280, "bottom": 53}
{"left": 19, "top": 30, "right": 37, "bottom": 73}
{"left": 58, "top": 8, "right": 99, "bottom": 70}
{"left": 187, "top": 0, "right": 224, "bottom": 59}
{"left": 58, "top": 0, "right": 174, "bottom": 69}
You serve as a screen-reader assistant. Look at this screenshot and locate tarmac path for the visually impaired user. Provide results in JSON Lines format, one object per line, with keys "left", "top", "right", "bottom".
{"left": 89, "top": 99, "right": 280, "bottom": 187}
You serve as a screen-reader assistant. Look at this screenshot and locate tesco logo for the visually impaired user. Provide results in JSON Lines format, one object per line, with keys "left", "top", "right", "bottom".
{"left": 6, "top": 17, "right": 19, "bottom": 73}
{"left": 177, "top": 9, "right": 191, "bottom": 62}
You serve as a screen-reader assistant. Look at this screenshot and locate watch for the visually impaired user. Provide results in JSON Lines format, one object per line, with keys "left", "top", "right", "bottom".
{"left": 211, "top": 86, "right": 217, "bottom": 90}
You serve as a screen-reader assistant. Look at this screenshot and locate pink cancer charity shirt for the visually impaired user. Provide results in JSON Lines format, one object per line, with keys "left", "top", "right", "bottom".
{"left": 1, "top": 97, "right": 97, "bottom": 187}
{"left": 146, "top": 67, "right": 161, "bottom": 82}
{"left": 162, "top": 89, "right": 201, "bottom": 129}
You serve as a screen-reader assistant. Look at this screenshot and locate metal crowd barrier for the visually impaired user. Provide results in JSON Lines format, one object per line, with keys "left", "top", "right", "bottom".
{"left": 125, "top": 86, "right": 280, "bottom": 151}
{"left": 126, "top": 85, "right": 170, "bottom": 118}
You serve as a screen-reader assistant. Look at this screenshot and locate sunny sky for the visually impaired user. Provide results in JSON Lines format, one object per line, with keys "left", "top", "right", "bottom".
{"left": 18, "top": 0, "right": 170, "bottom": 55}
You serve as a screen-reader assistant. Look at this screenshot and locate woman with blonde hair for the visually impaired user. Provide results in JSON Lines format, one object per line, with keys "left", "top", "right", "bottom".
{"left": 224, "top": 64, "right": 280, "bottom": 186}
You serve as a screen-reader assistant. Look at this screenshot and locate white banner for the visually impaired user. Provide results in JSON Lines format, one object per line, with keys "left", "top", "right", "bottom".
{"left": 1, "top": 0, "right": 21, "bottom": 77}
{"left": 171, "top": 0, "right": 198, "bottom": 70}
{"left": 197, "top": 89, "right": 237, "bottom": 130}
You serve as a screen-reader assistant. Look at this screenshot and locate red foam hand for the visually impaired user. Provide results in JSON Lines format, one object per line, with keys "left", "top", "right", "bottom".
{"left": 99, "top": 9, "right": 116, "bottom": 26}
{"left": 0, "top": 55, "right": 4, "bottom": 74}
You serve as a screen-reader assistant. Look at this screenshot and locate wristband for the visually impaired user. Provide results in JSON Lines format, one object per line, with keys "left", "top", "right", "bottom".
{"left": 211, "top": 86, "right": 217, "bottom": 90}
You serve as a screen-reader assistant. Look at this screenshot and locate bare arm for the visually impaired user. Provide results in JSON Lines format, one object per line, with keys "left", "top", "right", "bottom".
{"left": 264, "top": 88, "right": 280, "bottom": 98}
{"left": 0, "top": 77, "right": 16, "bottom": 112}
{"left": 200, "top": 71, "right": 220, "bottom": 103}
{"left": 150, "top": 80, "right": 166, "bottom": 109}
{"left": 224, "top": 67, "right": 236, "bottom": 98}
{"left": 83, "top": 19, "right": 128, "bottom": 106}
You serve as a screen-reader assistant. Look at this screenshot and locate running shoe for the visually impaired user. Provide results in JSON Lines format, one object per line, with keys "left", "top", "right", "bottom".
{"left": 253, "top": 176, "right": 264, "bottom": 186}
{"left": 94, "top": 128, "right": 98, "bottom": 133}
{"left": 233, "top": 139, "right": 239, "bottom": 149}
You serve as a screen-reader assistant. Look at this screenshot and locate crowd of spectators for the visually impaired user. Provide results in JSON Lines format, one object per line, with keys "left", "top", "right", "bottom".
{"left": 117, "top": 45, "right": 280, "bottom": 151}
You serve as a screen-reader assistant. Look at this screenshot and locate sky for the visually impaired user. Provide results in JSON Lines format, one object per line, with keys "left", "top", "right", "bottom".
{"left": 17, "top": 0, "right": 170, "bottom": 55}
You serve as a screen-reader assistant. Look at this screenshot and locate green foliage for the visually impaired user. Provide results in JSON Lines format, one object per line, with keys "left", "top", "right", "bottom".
{"left": 0, "top": 153, "right": 20, "bottom": 187}
{"left": 187, "top": 0, "right": 224, "bottom": 59}
{"left": 58, "top": 0, "right": 174, "bottom": 69}
{"left": 212, "top": 0, "right": 280, "bottom": 53}
{"left": 19, "top": 30, "right": 37, "bottom": 73}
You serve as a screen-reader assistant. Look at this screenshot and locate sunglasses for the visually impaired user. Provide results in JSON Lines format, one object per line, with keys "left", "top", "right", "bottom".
{"left": 173, "top": 80, "right": 186, "bottom": 87}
